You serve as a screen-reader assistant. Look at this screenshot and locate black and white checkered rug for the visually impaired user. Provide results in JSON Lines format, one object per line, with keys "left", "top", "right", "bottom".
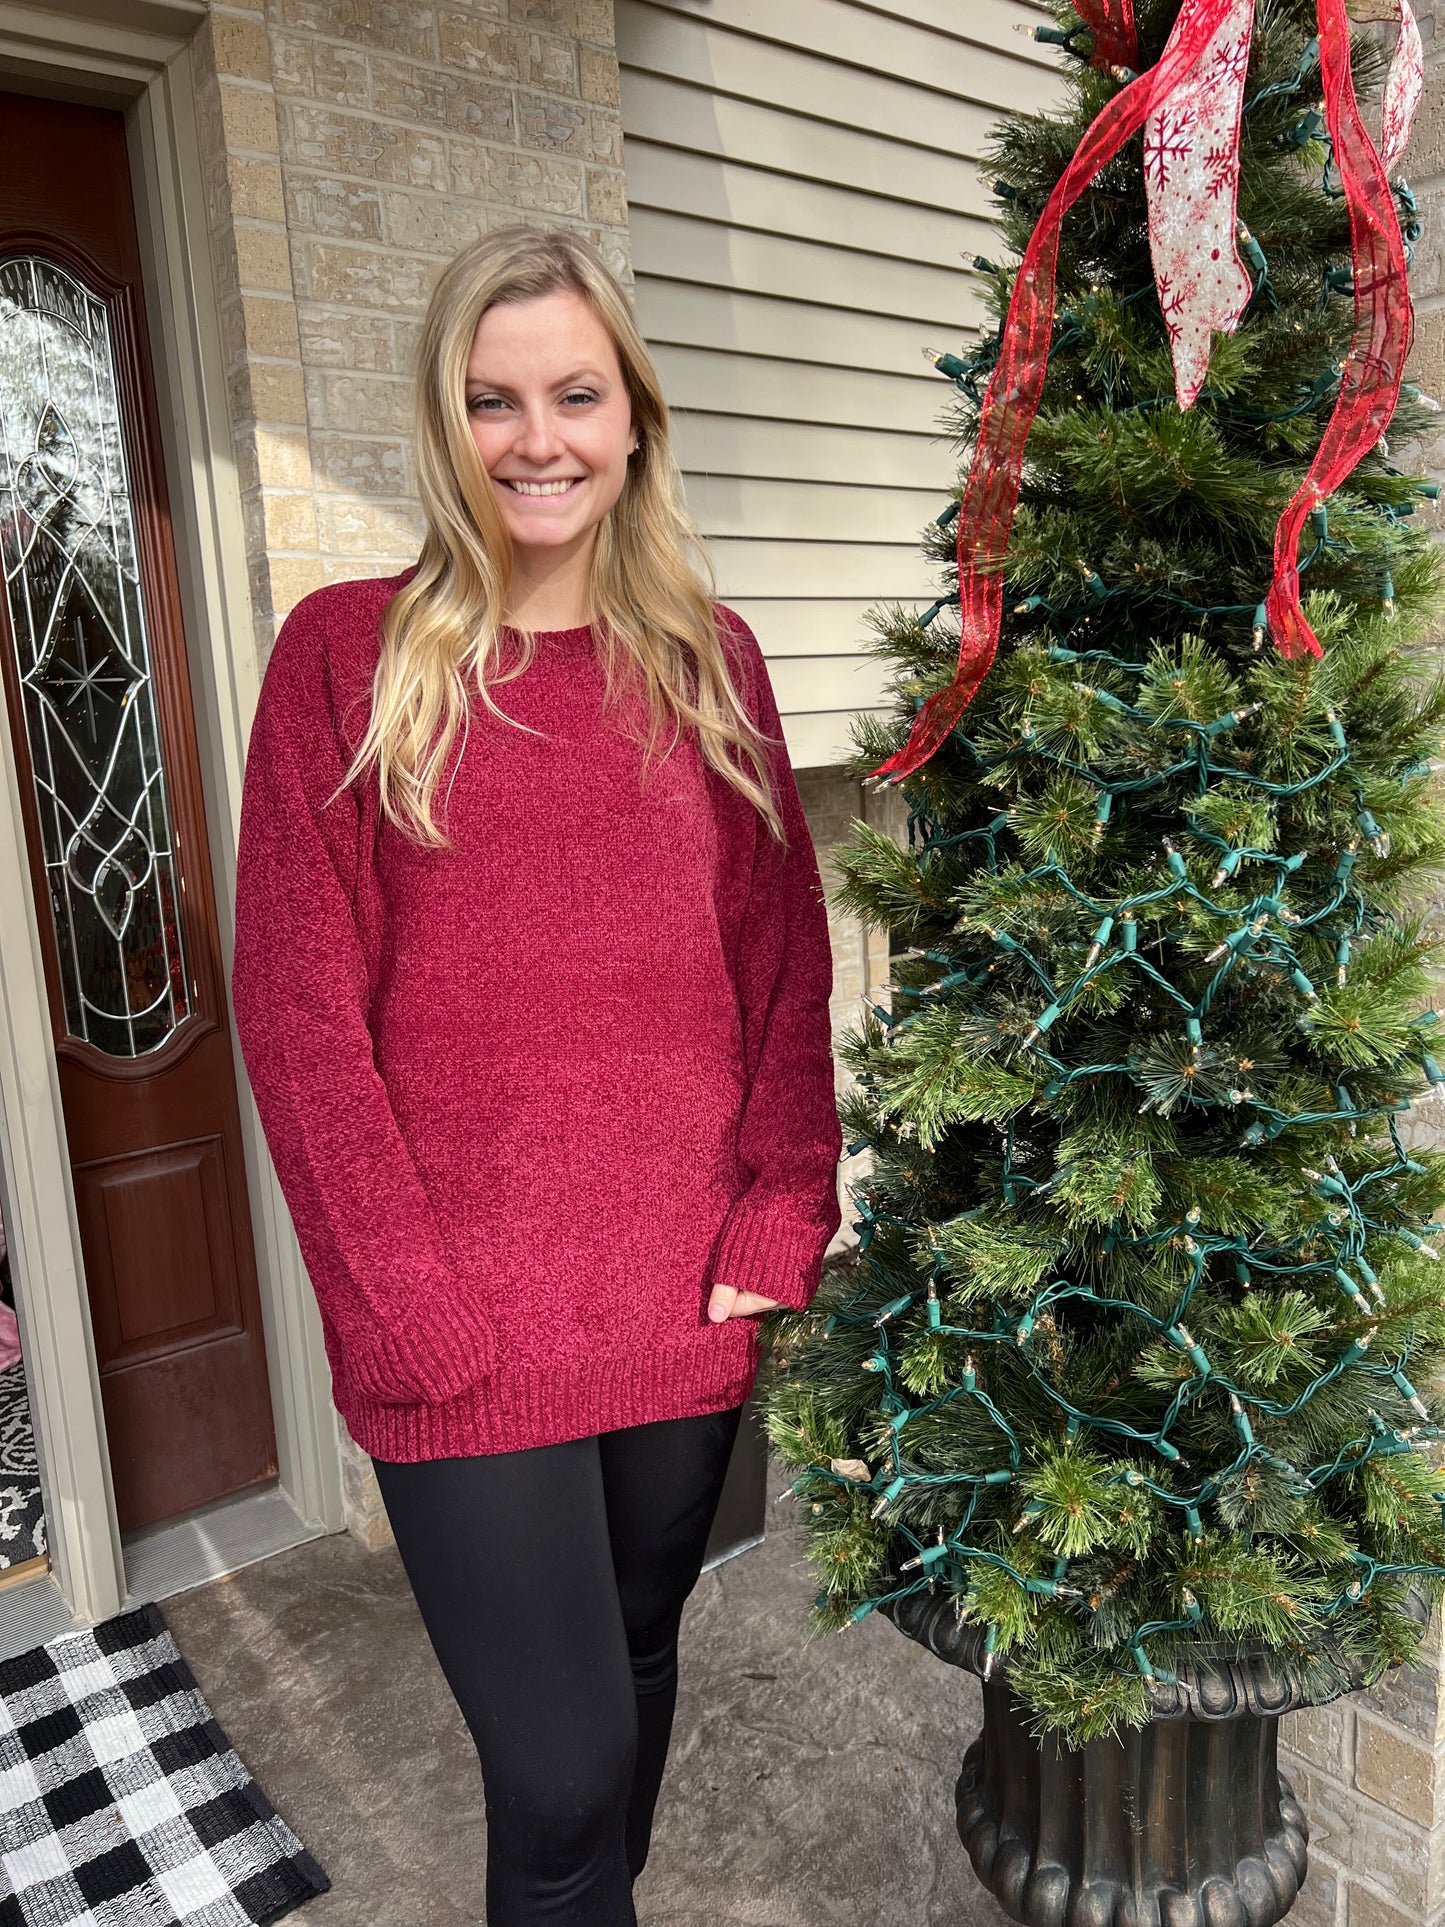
{"left": 0, "top": 1602, "right": 328, "bottom": 1924}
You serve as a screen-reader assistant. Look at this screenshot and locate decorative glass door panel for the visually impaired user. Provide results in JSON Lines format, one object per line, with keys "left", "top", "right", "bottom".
{"left": 0, "top": 254, "right": 191, "bottom": 1058}
{"left": 0, "top": 91, "right": 277, "bottom": 1534}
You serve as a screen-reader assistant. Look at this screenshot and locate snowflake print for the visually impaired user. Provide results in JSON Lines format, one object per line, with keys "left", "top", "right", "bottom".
{"left": 1378, "top": 0, "right": 1423, "bottom": 170}
{"left": 1382, "top": 97, "right": 1408, "bottom": 160}
{"left": 1144, "top": 106, "right": 1197, "bottom": 189}
{"left": 1156, "top": 273, "right": 1187, "bottom": 343}
{"left": 1144, "top": 0, "right": 1255, "bottom": 410}
{"left": 1204, "top": 144, "right": 1236, "bottom": 200}
{"left": 1210, "top": 31, "right": 1250, "bottom": 89}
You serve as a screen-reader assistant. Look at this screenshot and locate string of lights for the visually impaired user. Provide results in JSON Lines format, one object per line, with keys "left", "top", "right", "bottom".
{"left": 783, "top": 633, "right": 1445, "bottom": 1684}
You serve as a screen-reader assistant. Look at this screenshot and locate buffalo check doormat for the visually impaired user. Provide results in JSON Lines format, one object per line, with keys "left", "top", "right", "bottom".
{"left": 0, "top": 1602, "right": 328, "bottom": 1924}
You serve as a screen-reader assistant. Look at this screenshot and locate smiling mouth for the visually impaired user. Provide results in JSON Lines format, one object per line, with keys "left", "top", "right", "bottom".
{"left": 502, "top": 478, "right": 585, "bottom": 497}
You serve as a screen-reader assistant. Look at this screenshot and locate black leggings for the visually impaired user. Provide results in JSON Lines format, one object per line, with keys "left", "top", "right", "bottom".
{"left": 371, "top": 1402, "right": 746, "bottom": 1926}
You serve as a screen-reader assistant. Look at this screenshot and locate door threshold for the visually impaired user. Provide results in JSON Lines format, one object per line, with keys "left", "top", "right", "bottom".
{"left": 121, "top": 1483, "right": 325, "bottom": 1607}
{"left": 0, "top": 1571, "right": 82, "bottom": 1658}
{"left": 0, "top": 1484, "right": 326, "bottom": 1661}
{"left": 0, "top": 1555, "right": 48, "bottom": 1594}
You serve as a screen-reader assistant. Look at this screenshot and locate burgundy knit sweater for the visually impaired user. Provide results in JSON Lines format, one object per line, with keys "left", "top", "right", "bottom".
{"left": 230, "top": 571, "right": 843, "bottom": 1462}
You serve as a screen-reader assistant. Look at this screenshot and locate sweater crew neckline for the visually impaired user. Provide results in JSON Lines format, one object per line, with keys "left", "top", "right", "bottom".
{"left": 500, "top": 620, "right": 595, "bottom": 657}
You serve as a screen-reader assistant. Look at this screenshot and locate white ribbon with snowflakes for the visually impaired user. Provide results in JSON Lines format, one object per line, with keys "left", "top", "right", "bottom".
{"left": 1350, "top": 0, "right": 1424, "bottom": 171}
{"left": 1144, "top": 0, "right": 1256, "bottom": 410}
{"left": 1143, "top": 0, "right": 1422, "bottom": 413}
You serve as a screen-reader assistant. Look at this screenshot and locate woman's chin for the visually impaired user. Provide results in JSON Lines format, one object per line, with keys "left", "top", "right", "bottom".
{"left": 506, "top": 523, "right": 592, "bottom": 554}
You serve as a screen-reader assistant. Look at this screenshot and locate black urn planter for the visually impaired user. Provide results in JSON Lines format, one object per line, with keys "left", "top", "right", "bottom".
{"left": 883, "top": 1588, "right": 1431, "bottom": 1927}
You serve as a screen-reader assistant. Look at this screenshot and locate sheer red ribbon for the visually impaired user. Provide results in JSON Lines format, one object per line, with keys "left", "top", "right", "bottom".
{"left": 1072, "top": 0, "right": 1139, "bottom": 69}
{"left": 869, "top": 0, "right": 1413, "bottom": 782}
{"left": 870, "top": 0, "right": 1236, "bottom": 783}
{"left": 1263, "top": 0, "right": 1413, "bottom": 659}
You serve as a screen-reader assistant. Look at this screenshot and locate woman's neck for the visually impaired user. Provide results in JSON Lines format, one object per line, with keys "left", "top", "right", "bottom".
{"left": 504, "top": 546, "right": 593, "bottom": 632}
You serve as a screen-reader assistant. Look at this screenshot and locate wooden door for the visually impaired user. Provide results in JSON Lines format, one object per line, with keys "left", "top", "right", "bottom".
{"left": 0, "top": 90, "right": 278, "bottom": 1532}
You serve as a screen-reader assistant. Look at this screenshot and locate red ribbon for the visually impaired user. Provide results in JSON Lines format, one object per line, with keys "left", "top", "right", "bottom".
{"left": 1264, "top": 0, "right": 1413, "bottom": 659}
{"left": 1072, "top": 0, "right": 1139, "bottom": 69}
{"left": 870, "top": 0, "right": 1413, "bottom": 784}
{"left": 871, "top": 0, "right": 1235, "bottom": 784}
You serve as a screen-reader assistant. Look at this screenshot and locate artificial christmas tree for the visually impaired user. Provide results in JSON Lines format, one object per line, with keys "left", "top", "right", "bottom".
{"left": 760, "top": 1, "right": 1445, "bottom": 1920}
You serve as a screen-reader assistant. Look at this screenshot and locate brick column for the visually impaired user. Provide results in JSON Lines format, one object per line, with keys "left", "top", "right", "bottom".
{"left": 804, "top": 770, "right": 908, "bottom": 1224}
{"left": 1281, "top": 1624, "right": 1445, "bottom": 1927}
{"left": 191, "top": 3, "right": 321, "bottom": 655}
{"left": 264, "top": 0, "right": 628, "bottom": 600}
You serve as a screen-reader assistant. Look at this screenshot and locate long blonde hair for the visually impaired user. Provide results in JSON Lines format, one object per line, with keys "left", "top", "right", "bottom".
{"left": 342, "top": 225, "right": 783, "bottom": 846}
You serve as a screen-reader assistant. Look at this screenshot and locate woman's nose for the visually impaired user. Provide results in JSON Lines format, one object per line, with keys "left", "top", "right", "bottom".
{"left": 511, "top": 408, "right": 566, "bottom": 464}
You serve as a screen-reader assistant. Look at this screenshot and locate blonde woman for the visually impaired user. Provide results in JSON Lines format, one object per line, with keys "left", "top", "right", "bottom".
{"left": 230, "top": 226, "right": 842, "bottom": 1924}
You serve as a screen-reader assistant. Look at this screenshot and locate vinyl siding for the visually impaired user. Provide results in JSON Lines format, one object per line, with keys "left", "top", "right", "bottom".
{"left": 616, "top": 0, "right": 1062, "bottom": 766}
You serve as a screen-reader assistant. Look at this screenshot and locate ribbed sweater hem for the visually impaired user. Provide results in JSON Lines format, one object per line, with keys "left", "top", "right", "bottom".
{"left": 343, "top": 1320, "right": 764, "bottom": 1463}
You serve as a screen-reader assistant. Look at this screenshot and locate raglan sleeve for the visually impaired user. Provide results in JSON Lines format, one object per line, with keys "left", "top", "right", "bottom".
{"left": 230, "top": 594, "right": 495, "bottom": 1405}
{"left": 708, "top": 612, "right": 844, "bottom": 1311}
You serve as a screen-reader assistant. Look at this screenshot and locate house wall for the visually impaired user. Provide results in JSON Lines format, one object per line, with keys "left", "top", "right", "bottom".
{"left": 614, "top": 0, "right": 1063, "bottom": 770}
{"left": 611, "top": 0, "right": 1067, "bottom": 1400}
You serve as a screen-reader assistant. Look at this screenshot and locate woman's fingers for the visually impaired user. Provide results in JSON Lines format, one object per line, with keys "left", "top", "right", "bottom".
{"left": 707, "top": 1283, "right": 739, "bottom": 1323}
{"left": 707, "top": 1284, "right": 782, "bottom": 1322}
{"left": 732, "top": 1290, "right": 782, "bottom": 1316}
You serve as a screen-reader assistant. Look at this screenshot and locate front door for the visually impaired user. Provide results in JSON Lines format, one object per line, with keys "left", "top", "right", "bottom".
{"left": 0, "top": 89, "right": 278, "bottom": 1532}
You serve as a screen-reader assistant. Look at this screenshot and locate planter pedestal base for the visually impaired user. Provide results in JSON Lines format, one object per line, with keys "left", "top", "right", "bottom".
{"left": 954, "top": 1676, "right": 1308, "bottom": 1927}
{"left": 884, "top": 1581, "right": 1428, "bottom": 1923}
{"left": 877, "top": 1584, "right": 1409, "bottom": 1927}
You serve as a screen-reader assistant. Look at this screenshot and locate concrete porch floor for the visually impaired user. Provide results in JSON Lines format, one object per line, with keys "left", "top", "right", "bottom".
{"left": 162, "top": 1456, "right": 1008, "bottom": 1926}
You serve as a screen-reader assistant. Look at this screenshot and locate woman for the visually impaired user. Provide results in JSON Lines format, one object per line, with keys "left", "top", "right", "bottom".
{"left": 230, "top": 225, "right": 843, "bottom": 1924}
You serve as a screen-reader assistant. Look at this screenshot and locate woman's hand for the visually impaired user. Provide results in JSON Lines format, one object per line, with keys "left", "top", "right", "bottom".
{"left": 707, "top": 1283, "right": 782, "bottom": 1322}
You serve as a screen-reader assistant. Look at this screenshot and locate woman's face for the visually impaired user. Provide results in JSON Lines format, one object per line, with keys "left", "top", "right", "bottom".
{"left": 465, "top": 287, "right": 638, "bottom": 566}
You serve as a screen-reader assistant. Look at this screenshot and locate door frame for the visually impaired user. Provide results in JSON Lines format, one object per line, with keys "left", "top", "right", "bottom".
{"left": 0, "top": 0, "right": 344, "bottom": 1627}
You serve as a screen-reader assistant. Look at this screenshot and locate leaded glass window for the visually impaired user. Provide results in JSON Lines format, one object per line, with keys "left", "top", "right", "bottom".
{"left": 0, "top": 254, "right": 191, "bottom": 1057}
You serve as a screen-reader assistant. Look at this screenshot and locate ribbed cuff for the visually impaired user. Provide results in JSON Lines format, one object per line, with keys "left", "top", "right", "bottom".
{"left": 709, "top": 1194, "right": 828, "bottom": 1310}
{"left": 346, "top": 1291, "right": 497, "bottom": 1406}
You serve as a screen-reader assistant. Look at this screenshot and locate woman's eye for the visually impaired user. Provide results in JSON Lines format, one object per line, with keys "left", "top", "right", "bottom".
{"left": 467, "top": 392, "right": 596, "bottom": 413}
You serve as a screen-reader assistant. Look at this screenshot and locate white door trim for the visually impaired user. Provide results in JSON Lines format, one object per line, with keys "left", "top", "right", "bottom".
{"left": 0, "top": 0, "right": 344, "bottom": 1630}
{"left": 129, "top": 38, "right": 344, "bottom": 1545}
{"left": 0, "top": 757, "right": 122, "bottom": 1627}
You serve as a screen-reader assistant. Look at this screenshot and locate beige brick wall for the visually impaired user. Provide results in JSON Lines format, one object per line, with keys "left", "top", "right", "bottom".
{"left": 805, "top": 768, "right": 905, "bottom": 1245}
{"left": 1400, "top": 1, "right": 1445, "bottom": 499}
{"left": 1280, "top": 1538, "right": 1445, "bottom": 1927}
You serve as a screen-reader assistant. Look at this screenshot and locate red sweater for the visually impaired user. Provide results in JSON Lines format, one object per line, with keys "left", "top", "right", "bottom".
{"left": 231, "top": 572, "right": 843, "bottom": 1462}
